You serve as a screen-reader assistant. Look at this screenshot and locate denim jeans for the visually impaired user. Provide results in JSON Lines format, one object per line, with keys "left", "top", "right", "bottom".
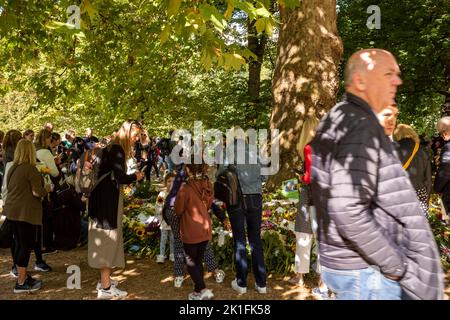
{"left": 165, "top": 155, "right": 175, "bottom": 173}
{"left": 321, "top": 266, "right": 402, "bottom": 300}
{"left": 160, "top": 229, "right": 174, "bottom": 257}
{"left": 228, "top": 193, "right": 266, "bottom": 288}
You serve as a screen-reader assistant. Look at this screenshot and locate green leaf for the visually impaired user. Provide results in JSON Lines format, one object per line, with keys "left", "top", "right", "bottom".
{"left": 45, "top": 21, "right": 85, "bottom": 36}
{"left": 167, "top": 0, "right": 182, "bottom": 17}
{"left": 160, "top": 24, "right": 171, "bottom": 45}
{"left": 80, "top": 0, "right": 99, "bottom": 22}
{"left": 223, "top": 53, "right": 245, "bottom": 71}
{"left": 241, "top": 48, "right": 258, "bottom": 61}
{"left": 199, "top": 4, "right": 227, "bottom": 32}
{"left": 200, "top": 48, "right": 213, "bottom": 70}
{"left": 224, "top": 1, "right": 235, "bottom": 20}
{"left": 255, "top": 7, "right": 271, "bottom": 18}
{"left": 265, "top": 18, "right": 274, "bottom": 36}
{"left": 255, "top": 18, "right": 266, "bottom": 34}
{"left": 235, "top": 2, "right": 257, "bottom": 20}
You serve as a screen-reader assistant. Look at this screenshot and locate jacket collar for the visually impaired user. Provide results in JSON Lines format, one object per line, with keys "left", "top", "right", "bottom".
{"left": 343, "top": 92, "right": 378, "bottom": 118}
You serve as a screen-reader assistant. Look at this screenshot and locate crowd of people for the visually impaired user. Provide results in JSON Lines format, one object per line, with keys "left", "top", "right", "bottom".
{"left": 0, "top": 48, "right": 448, "bottom": 300}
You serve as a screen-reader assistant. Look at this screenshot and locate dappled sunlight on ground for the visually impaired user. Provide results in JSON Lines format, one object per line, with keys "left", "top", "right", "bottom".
{"left": 0, "top": 247, "right": 448, "bottom": 300}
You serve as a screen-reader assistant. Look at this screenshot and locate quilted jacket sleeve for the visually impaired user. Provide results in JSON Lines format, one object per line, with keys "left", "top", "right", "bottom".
{"left": 328, "top": 121, "right": 406, "bottom": 278}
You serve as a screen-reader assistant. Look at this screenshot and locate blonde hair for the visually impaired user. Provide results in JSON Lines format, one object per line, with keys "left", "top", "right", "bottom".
{"left": 112, "top": 120, "right": 142, "bottom": 160}
{"left": 297, "top": 116, "right": 320, "bottom": 160}
{"left": 393, "top": 124, "right": 419, "bottom": 144}
{"left": 436, "top": 117, "right": 450, "bottom": 135}
{"left": 14, "top": 139, "right": 37, "bottom": 166}
{"left": 34, "top": 129, "right": 52, "bottom": 151}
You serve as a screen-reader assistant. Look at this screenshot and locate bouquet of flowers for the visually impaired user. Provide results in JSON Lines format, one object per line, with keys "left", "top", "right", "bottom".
{"left": 37, "top": 166, "right": 53, "bottom": 193}
{"left": 122, "top": 215, "right": 160, "bottom": 258}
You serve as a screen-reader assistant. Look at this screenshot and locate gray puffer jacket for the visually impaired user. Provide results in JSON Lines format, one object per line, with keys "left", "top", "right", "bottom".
{"left": 310, "top": 93, "right": 444, "bottom": 300}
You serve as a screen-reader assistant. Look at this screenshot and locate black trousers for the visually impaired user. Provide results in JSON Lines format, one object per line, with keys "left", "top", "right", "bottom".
{"left": 9, "top": 220, "right": 36, "bottom": 268}
{"left": 42, "top": 200, "right": 55, "bottom": 249}
{"left": 183, "top": 241, "right": 208, "bottom": 293}
{"left": 145, "top": 160, "right": 159, "bottom": 180}
{"left": 11, "top": 224, "right": 44, "bottom": 266}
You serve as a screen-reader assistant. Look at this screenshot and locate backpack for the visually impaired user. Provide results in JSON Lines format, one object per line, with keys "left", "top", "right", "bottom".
{"left": 75, "top": 146, "right": 111, "bottom": 198}
{"left": 214, "top": 165, "right": 243, "bottom": 207}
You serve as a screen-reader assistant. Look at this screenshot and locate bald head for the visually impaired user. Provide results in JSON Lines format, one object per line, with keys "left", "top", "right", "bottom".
{"left": 344, "top": 48, "right": 402, "bottom": 113}
{"left": 344, "top": 49, "right": 394, "bottom": 87}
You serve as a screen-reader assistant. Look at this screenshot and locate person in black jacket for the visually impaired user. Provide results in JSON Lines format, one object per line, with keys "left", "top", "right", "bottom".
{"left": 53, "top": 180, "right": 85, "bottom": 250}
{"left": 88, "top": 120, "right": 144, "bottom": 300}
{"left": 434, "top": 117, "right": 450, "bottom": 214}
{"left": 393, "top": 124, "right": 432, "bottom": 215}
{"left": 310, "top": 49, "right": 443, "bottom": 300}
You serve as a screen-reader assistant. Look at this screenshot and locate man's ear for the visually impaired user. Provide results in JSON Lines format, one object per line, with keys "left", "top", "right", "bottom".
{"left": 353, "top": 73, "right": 366, "bottom": 91}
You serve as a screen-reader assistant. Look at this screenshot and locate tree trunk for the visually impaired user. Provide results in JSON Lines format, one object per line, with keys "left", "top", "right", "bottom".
{"left": 246, "top": 17, "right": 267, "bottom": 126}
{"left": 266, "top": 0, "right": 343, "bottom": 190}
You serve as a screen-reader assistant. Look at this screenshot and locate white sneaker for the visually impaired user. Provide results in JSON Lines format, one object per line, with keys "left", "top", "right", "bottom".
{"left": 96, "top": 279, "right": 119, "bottom": 291}
{"left": 201, "top": 288, "right": 214, "bottom": 300}
{"left": 174, "top": 276, "right": 184, "bottom": 288}
{"left": 169, "top": 254, "right": 175, "bottom": 262}
{"left": 214, "top": 269, "right": 225, "bottom": 283}
{"left": 231, "top": 279, "right": 247, "bottom": 294}
{"left": 255, "top": 284, "right": 267, "bottom": 294}
{"left": 156, "top": 255, "right": 165, "bottom": 264}
{"left": 188, "top": 289, "right": 214, "bottom": 300}
{"left": 97, "top": 286, "right": 128, "bottom": 299}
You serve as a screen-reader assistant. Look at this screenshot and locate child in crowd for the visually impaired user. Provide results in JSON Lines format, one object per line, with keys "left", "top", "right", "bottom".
{"left": 174, "top": 159, "right": 214, "bottom": 300}
{"left": 155, "top": 172, "right": 175, "bottom": 263}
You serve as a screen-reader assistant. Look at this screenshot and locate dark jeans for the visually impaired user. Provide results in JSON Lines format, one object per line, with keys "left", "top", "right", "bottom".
{"left": 9, "top": 220, "right": 36, "bottom": 268}
{"left": 183, "top": 241, "right": 208, "bottom": 293}
{"left": 228, "top": 193, "right": 266, "bottom": 288}
{"left": 145, "top": 161, "right": 159, "bottom": 180}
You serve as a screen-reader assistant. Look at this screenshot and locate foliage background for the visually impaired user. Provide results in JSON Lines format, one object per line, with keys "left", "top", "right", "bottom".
{"left": 1, "top": 0, "right": 448, "bottom": 138}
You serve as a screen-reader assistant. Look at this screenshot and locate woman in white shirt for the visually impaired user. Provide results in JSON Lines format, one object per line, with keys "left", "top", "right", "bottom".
{"left": 35, "top": 130, "right": 59, "bottom": 178}
{"left": 34, "top": 129, "right": 59, "bottom": 261}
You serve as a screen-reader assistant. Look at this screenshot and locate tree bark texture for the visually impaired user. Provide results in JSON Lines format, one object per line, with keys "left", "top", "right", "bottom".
{"left": 267, "top": 0, "right": 343, "bottom": 190}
